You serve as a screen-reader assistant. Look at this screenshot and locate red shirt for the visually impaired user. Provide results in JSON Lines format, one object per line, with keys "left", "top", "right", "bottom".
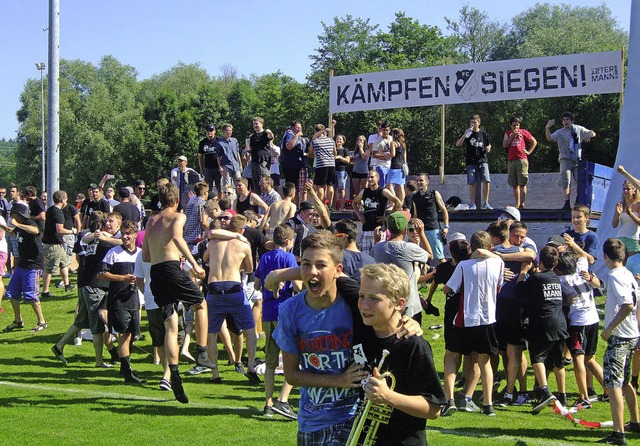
{"left": 504, "top": 129, "right": 534, "bottom": 161}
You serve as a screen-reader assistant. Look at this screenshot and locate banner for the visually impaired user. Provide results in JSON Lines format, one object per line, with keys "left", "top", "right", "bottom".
{"left": 329, "top": 51, "right": 623, "bottom": 113}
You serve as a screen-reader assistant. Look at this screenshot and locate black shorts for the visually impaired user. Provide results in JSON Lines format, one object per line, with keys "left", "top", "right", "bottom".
{"left": 529, "top": 338, "right": 565, "bottom": 368}
{"left": 567, "top": 323, "right": 599, "bottom": 356}
{"left": 448, "top": 324, "right": 498, "bottom": 356}
{"left": 109, "top": 308, "right": 140, "bottom": 335}
{"left": 351, "top": 171, "right": 368, "bottom": 179}
{"left": 146, "top": 308, "right": 185, "bottom": 347}
{"left": 282, "top": 167, "right": 300, "bottom": 185}
{"left": 314, "top": 166, "right": 335, "bottom": 187}
{"left": 150, "top": 261, "right": 203, "bottom": 320}
{"left": 495, "top": 300, "right": 525, "bottom": 348}
{"left": 445, "top": 324, "right": 471, "bottom": 355}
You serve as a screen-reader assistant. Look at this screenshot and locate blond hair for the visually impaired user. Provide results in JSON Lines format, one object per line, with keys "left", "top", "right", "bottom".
{"left": 360, "top": 263, "right": 409, "bottom": 307}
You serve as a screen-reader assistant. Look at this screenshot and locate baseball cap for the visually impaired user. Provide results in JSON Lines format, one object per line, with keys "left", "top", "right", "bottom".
{"left": 499, "top": 206, "right": 521, "bottom": 222}
{"left": 448, "top": 232, "right": 466, "bottom": 243}
{"left": 299, "top": 201, "right": 314, "bottom": 211}
{"left": 387, "top": 211, "right": 409, "bottom": 233}
{"left": 547, "top": 235, "right": 566, "bottom": 247}
{"left": 206, "top": 124, "right": 215, "bottom": 131}
{"left": 88, "top": 183, "right": 99, "bottom": 190}
{"left": 177, "top": 155, "right": 187, "bottom": 162}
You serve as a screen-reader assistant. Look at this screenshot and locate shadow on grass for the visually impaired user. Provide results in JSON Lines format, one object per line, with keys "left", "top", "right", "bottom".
{"left": 430, "top": 425, "right": 606, "bottom": 443}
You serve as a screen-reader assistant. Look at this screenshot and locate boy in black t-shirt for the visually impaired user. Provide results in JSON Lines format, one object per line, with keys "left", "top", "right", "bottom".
{"left": 98, "top": 221, "right": 144, "bottom": 384}
{"left": 353, "top": 263, "right": 445, "bottom": 446}
{"left": 516, "top": 246, "right": 570, "bottom": 414}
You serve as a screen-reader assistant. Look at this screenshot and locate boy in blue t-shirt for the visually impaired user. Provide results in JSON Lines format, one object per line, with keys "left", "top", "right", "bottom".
{"left": 562, "top": 204, "right": 600, "bottom": 271}
{"left": 254, "top": 225, "right": 301, "bottom": 419}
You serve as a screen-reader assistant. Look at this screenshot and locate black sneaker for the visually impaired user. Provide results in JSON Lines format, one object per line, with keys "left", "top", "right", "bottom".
{"left": 531, "top": 388, "right": 556, "bottom": 414}
{"left": 272, "top": 400, "right": 297, "bottom": 420}
{"left": 245, "top": 371, "right": 261, "bottom": 385}
{"left": 596, "top": 432, "right": 627, "bottom": 445}
{"left": 496, "top": 393, "right": 514, "bottom": 407}
{"left": 441, "top": 399, "right": 458, "bottom": 417}
{"left": 482, "top": 404, "right": 496, "bottom": 416}
{"left": 587, "top": 387, "right": 599, "bottom": 403}
{"left": 423, "top": 300, "right": 440, "bottom": 317}
{"left": 40, "top": 292, "right": 52, "bottom": 299}
{"left": 263, "top": 406, "right": 274, "bottom": 417}
{"left": 124, "top": 373, "right": 147, "bottom": 384}
{"left": 625, "top": 421, "right": 640, "bottom": 433}
{"left": 572, "top": 398, "right": 592, "bottom": 410}
{"left": 51, "top": 345, "right": 68, "bottom": 365}
{"left": 65, "top": 283, "right": 76, "bottom": 292}
{"left": 234, "top": 362, "right": 246, "bottom": 375}
{"left": 170, "top": 373, "right": 189, "bottom": 404}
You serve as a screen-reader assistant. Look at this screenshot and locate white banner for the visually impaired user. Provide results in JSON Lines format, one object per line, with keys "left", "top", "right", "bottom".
{"left": 329, "top": 51, "right": 623, "bottom": 113}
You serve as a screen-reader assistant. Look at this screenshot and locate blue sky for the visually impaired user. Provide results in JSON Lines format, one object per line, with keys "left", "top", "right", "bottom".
{"left": 0, "top": 0, "right": 631, "bottom": 140}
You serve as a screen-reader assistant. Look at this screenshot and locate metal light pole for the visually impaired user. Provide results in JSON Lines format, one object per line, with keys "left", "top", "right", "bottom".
{"left": 35, "top": 62, "right": 46, "bottom": 194}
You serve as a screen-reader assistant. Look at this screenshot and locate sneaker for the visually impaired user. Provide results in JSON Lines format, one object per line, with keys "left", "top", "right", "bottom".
{"left": 531, "top": 388, "right": 556, "bottom": 414}
{"left": 234, "top": 362, "right": 246, "bottom": 375}
{"left": 170, "top": 373, "right": 189, "bottom": 404}
{"left": 460, "top": 398, "right": 481, "bottom": 413}
{"left": 73, "top": 336, "right": 82, "bottom": 346}
{"left": 469, "top": 204, "right": 477, "bottom": 210}
{"left": 562, "top": 357, "right": 573, "bottom": 366}
{"left": 441, "top": 399, "right": 458, "bottom": 417}
{"left": 187, "top": 365, "right": 212, "bottom": 375}
{"left": 51, "top": 345, "right": 68, "bottom": 365}
{"left": 625, "top": 421, "right": 640, "bottom": 433}
{"left": 587, "top": 387, "right": 599, "bottom": 403}
{"left": 272, "top": 400, "right": 297, "bottom": 420}
{"left": 513, "top": 393, "right": 531, "bottom": 406}
{"left": 482, "top": 202, "right": 493, "bottom": 210}
{"left": 495, "top": 393, "right": 514, "bottom": 407}
{"left": 245, "top": 371, "right": 261, "bottom": 385}
{"left": 40, "top": 292, "right": 52, "bottom": 299}
{"left": 557, "top": 392, "right": 568, "bottom": 408}
{"left": 56, "top": 280, "right": 64, "bottom": 288}
{"left": 571, "top": 398, "right": 592, "bottom": 410}
{"left": 601, "top": 392, "right": 610, "bottom": 403}
{"left": 482, "top": 404, "right": 496, "bottom": 416}
{"left": 159, "top": 378, "right": 172, "bottom": 391}
{"left": 124, "top": 373, "right": 147, "bottom": 384}
{"left": 596, "top": 432, "right": 627, "bottom": 445}
{"left": 263, "top": 406, "right": 274, "bottom": 417}
{"left": 3, "top": 320, "right": 24, "bottom": 332}
{"left": 424, "top": 301, "right": 440, "bottom": 317}
{"left": 65, "top": 284, "right": 77, "bottom": 293}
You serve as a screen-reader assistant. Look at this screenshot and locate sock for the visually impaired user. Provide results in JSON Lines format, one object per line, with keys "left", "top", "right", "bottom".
{"left": 631, "top": 375, "right": 638, "bottom": 386}
{"left": 119, "top": 356, "right": 131, "bottom": 376}
{"left": 169, "top": 364, "right": 180, "bottom": 376}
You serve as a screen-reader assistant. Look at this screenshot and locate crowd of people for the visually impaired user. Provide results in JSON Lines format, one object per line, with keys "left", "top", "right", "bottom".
{"left": 0, "top": 114, "right": 638, "bottom": 445}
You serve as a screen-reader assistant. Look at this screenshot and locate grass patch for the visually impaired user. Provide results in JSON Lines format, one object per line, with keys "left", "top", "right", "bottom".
{"left": 0, "top": 277, "right": 621, "bottom": 445}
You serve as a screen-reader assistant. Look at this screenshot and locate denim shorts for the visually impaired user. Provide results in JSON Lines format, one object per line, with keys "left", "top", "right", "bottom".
{"left": 466, "top": 163, "right": 491, "bottom": 184}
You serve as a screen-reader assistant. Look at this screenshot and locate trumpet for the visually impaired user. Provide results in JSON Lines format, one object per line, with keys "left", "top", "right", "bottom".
{"left": 346, "top": 349, "right": 396, "bottom": 446}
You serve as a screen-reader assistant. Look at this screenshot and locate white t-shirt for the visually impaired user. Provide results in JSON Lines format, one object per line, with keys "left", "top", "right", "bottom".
{"left": 561, "top": 272, "right": 600, "bottom": 326}
{"left": 605, "top": 266, "right": 640, "bottom": 339}
{"left": 369, "top": 135, "right": 392, "bottom": 169}
{"left": 446, "top": 257, "right": 504, "bottom": 327}
{"left": 270, "top": 145, "right": 281, "bottom": 175}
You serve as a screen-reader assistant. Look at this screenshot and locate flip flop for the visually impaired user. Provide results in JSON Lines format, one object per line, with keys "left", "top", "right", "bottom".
{"left": 30, "top": 322, "right": 48, "bottom": 332}
{"left": 3, "top": 321, "right": 24, "bottom": 332}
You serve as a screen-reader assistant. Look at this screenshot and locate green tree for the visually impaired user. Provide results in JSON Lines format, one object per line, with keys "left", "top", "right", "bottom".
{"left": 445, "top": 5, "right": 508, "bottom": 63}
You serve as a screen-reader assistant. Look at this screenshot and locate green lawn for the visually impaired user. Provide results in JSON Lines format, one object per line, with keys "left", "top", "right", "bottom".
{"left": 0, "top": 278, "right": 626, "bottom": 445}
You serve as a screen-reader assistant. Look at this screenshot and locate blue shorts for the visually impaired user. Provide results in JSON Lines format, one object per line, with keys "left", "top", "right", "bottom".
{"left": 375, "top": 166, "right": 389, "bottom": 187}
{"left": 466, "top": 163, "right": 491, "bottom": 184}
{"left": 206, "top": 281, "right": 255, "bottom": 333}
{"left": 334, "top": 170, "right": 348, "bottom": 190}
{"left": 386, "top": 168, "right": 405, "bottom": 185}
{"left": 424, "top": 228, "right": 445, "bottom": 261}
{"left": 6, "top": 266, "right": 40, "bottom": 302}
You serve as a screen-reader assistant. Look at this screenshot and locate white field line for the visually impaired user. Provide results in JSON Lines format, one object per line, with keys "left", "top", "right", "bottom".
{"left": 0, "top": 380, "right": 247, "bottom": 410}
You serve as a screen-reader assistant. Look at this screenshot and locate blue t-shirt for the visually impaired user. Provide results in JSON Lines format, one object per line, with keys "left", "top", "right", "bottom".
{"left": 273, "top": 291, "right": 358, "bottom": 433}
{"left": 626, "top": 253, "right": 640, "bottom": 284}
{"left": 493, "top": 244, "right": 521, "bottom": 300}
{"left": 565, "top": 229, "right": 600, "bottom": 261}
{"left": 281, "top": 129, "right": 306, "bottom": 169}
{"left": 341, "top": 249, "right": 376, "bottom": 283}
{"left": 255, "top": 248, "right": 298, "bottom": 321}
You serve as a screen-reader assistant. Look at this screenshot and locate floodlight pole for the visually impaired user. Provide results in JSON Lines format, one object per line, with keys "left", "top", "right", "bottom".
{"left": 36, "top": 62, "right": 46, "bottom": 194}
{"left": 46, "top": 0, "right": 60, "bottom": 198}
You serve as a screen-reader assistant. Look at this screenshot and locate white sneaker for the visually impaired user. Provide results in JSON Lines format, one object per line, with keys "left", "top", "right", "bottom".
{"left": 482, "top": 202, "right": 493, "bottom": 209}
{"left": 469, "top": 204, "right": 477, "bottom": 210}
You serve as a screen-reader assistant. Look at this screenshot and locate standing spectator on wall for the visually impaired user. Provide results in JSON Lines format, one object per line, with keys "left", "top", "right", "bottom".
{"left": 351, "top": 135, "right": 370, "bottom": 199}
{"left": 247, "top": 117, "right": 274, "bottom": 187}
{"left": 455, "top": 115, "right": 492, "bottom": 210}
{"left": 171, "top": 156, "right": 202, "bottom": 207}
{"left": 388, "top": 128, "right": 408, "bottom": 204}
{"left": 333, "top": 134, "right": 350, "bottom": 210}
{"left": 216, "top": 124, "right": 242, "bottom": 194}
{"left": 280, "top": 120, "right": 307, "bottom": 205}
{"left": 545, "top": 112, "right": 596, "bottom": 210}
{"left": 369, "top": 121, "right": 393, "bottom": 188}
{"left": 198, "top": 124, "right": 222, "bottom": 197}
{"left": 503, "top": 116, "right": 537, "bottom": 209}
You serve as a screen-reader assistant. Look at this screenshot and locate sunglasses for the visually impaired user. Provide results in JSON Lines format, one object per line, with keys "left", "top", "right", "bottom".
{"left": 137, "top": 187, "right": 145, "bottom": 190}
{"left": 218, "top": 216, "right": 231, "bottom": 221}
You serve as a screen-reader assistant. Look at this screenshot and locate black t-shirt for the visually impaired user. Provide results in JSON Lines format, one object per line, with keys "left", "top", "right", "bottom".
{"left": 113, "top": 202, "right": 141, "bottom": 224}
{"left": 335, "top": 147, "right": 350, "bottom": 172}
{"left": 243, "top": 227, "right": 269, "bottom": 270}
{"left": 354, "top": 330, "right": 446, "bottom": 446}
{"left": 29, "top": 198, "right": 46, "bottom": 234}
{"left": 361, "top": 187, "right": 387, "bottom": 232}
{"left": 16, "top": 220, "right": 44, "bottom": 270}
{"left": 198, "top": 137, "right": 220, "bottom": 168}
{"left": 76, "top": 231, "right": 121, "bottom": 289}
{"left": 249, "top": 131, "right": 272, "bottom": 164}
{"left": 463, "top": 130, "right": 490, "bottom": 165}
{"left": 517, "top": 270, "right": 570, "bottom": 342}
{"left": 410, "top": 189, "right": 439, "bottom": 231}
{"left": 43, "top": 205, "right": 65, "bottom": 244}
{"left": 62, "top": 204, "right": 78, "bottom": 230}
{"left": 87, "top": 198, "right": 111, "bottom": 219}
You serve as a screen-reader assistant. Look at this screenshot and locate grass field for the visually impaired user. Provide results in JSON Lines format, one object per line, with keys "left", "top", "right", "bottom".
{"left": 0, "top": 277, "right": 628, "bottom": 446}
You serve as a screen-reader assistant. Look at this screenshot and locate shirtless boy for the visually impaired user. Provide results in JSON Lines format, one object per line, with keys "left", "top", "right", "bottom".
{"left": 260, "top": 182, "right": 297, "bottom": 239}
{"left": 141, "top": 184, "right": 211, "bottom": 404}
{"left": 203, "top": 214, "right": 259, "bottom": 383}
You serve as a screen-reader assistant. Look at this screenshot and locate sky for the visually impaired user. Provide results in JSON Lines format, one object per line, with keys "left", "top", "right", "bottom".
{"left": 0, "top": 0, "right": 631, "bottom": 141}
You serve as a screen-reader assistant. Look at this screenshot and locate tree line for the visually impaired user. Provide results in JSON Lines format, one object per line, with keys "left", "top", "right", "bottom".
{"left": 12, "top": 4, "right": 627, "bottom": 196}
